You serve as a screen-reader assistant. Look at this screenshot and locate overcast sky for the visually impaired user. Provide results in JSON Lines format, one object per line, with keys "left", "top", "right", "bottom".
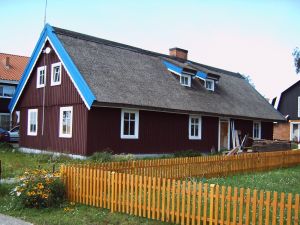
{"left": 1, "top": 0, "right": 300, "bottom": 100}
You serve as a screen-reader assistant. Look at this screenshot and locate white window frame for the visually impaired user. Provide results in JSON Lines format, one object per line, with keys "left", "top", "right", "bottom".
{"left": 0, "top": 85, "right": 16, "bottom": 98}
{"left": 121, "top": 109, "right": 139, "bottom": 139}
{"left": 298, "top": 96, "right": 300, "bottom": 118}
{"left": 290, "top": 122, "right": 300, "bottom": 142}
{"left": 36, "top": 66, "right": 46, "bottom": 88}
{"left": 180, "top": 74, "right": 191, "bottom": 87}
{"left": 253, "top": 121, "right": 261, "bottom": 140}
{"left": 51, "top": 62, "right": 62, "bottom": 86}
{"left": 205, "top": 79, "right": 215, "bottom": 91}
{"left": 189, "top": 115, "right": 202, "bottom": 140}
{"left": 27, "top": 109, "right": 38, "bottom": 136}
{"left": 59, "top": 106, "right": 73, "bottom": 138}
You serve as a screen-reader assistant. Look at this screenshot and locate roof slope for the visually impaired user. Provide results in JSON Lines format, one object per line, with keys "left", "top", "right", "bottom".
{"left": 0, "top": 53, "right": 29, "bottom": 81}
{"left": 54, "top": 27, "right": 284, "bottom": 121}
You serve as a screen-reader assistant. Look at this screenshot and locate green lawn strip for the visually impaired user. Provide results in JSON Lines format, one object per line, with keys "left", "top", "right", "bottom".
{"left": 195, "top": 165, "right": 300, "bottom": 195}
{"left": 0, "top": 144, "right": 81, "bottom": 179}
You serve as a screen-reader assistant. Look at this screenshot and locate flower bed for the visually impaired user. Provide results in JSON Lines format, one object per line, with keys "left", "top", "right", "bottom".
{"left": 12, "top": 169, "right": 66, "bottom": 208}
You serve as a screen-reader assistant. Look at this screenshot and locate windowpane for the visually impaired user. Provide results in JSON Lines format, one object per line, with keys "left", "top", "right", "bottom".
{"left": 54, "top": 66, "right": 60, "bottom": 82}
{"left": 28, "top": 110, "right": 37, "bottom": 134}
{"left": 292, "top": 124, "right": 299, "bottom": 142}
{"left": 129, "top": 121, "right": 135, "bottom": 135}
{"left": 191, "top": 124, "right": 195, "bottom": 136}
{"left": 124, "top": 120, "right": 129, "bottom": 135}
{"left": 130, "top": 113, "right": 135, "bottom": 120}
{"left": 62, "top": 110, "right": 71, "bottom": 135}
{"left": 0, "top": 86, "right": 3, "bottom": 96}
{"left": 124, "top": 112, "right": 129, "bottom": 120}
{"left": 195, "top": 125, "right": 199, "bottom": 136}
{"left": 0, "top": 114, "right": 10, "bottom": 130}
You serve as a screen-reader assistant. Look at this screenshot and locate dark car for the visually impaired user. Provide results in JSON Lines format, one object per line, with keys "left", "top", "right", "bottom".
{"left": 0, "top": 128, "right": 9, "bottom": 142}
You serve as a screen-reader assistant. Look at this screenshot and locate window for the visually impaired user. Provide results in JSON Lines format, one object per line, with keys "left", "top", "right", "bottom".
{"left": 0, "top": 113, "right": 10, "bottom": 130}
{"left": 180, "top": 74, "right": 191, "bottom": 87}
{"left": 298, "top": 97, "right": 300, "bottom": 118}
{"left": 189, "top": 115, "right": 202, "bottom": 139}
{"left": 27, "top": 109, "right": 38, "bottom": 136}
{"left": 0, "top": 85, "right": 15, "bottom": 98}
{"left": 37, "top": 66, "right": 46, "bottom": 88}
{"left": 205, "top": 79, "right": 214, "bottom": 91}
{"left": 121, "top": 109, "right": 139, "bottom": 139}
{"left": 291, "top": 123, "right": 300, "bottom": 142}
{"left": 51, "top": 62, "right": 62, "bottom": 86}
{"left": 253, "top": 121, "right": 261, "bottom": 139}
{"left": 59, "top": 106, "right": 73, "bottom": 138}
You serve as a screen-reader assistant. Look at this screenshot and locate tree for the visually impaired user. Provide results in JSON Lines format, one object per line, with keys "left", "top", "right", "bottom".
{"left": 293, "top": 47, "right": 300, "bottom": 74}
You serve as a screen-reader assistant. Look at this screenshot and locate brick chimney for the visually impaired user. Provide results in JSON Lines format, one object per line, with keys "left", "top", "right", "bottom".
{"left": 4, "top": 56, "right": 10, "bottom": 69}
{"left": 169, "top": 47, "right": 188, "bottom": 61}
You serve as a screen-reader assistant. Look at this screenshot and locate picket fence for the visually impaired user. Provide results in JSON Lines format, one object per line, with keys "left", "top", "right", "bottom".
{"left": 74, "top": 150, "right": 300, "bottom": 179}
{"left": 60, "top": 165, "right": 300, "bottom": 225}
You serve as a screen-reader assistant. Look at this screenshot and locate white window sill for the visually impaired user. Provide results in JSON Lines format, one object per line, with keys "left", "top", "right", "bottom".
{"left": 51, "top": 82, "right": 61, "bottom": 86}
{"left": 59, "top": 134, "right": 72, "bottom": 138}
{"left": 121, "top": 135, "right": 138, "bottom": 139}
{"left": 189, "top": 136, "right": 202, "bottom": 140}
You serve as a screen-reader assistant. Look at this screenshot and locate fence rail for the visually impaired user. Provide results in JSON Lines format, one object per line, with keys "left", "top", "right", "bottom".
{"left": 69, "top": 150, "right": 300, "bottom": 179}
{"left": 60, "top": 165, "right": 300, "bottom": 225}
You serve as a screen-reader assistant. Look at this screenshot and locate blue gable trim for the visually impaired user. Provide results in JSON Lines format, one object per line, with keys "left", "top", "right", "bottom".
{"left": 162, "top": 60, "right": 207, "bottom": 79}
{"left": 163, "top": 61, "right": 183, "bottom": 75}
{"left": 196, "top": 71, "right": 207, "bottom": 80}
{"left": 9, "top": 24, "right": 96, "bottom": 112}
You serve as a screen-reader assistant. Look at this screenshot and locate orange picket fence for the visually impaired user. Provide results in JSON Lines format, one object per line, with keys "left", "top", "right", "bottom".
{"left": 60, "top": 165, "right": 300, "bottom": 225}
{"left": 71, "top": 150, "right": 300, "bottom": 179}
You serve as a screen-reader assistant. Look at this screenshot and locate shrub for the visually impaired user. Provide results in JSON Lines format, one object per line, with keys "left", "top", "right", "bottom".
{"left": 12, "top": 169, "right": 66, "bottom": 208}
{"left": 174, "top": 150, "right": 203, "bottom": 158}
{"left": 89, "top": 151, "right": 113, "bottom": 162}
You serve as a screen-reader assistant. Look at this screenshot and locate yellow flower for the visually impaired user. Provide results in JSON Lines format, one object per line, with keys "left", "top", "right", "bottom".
{"left": 37, "top": 183, "right": 44, "bottom": 189}
{"left": 64, "top": 207, "right": 70, "bottom": 212}
{"left": 42, "top": 194, "right": 48, "bottom": 199}
{"left": 70, "top": 202, "right": 75, "bottom": 206}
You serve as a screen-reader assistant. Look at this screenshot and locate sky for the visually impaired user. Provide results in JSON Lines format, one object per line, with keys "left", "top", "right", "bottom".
{"left": 1, "top": 0, "right": 300, "bottom": 100}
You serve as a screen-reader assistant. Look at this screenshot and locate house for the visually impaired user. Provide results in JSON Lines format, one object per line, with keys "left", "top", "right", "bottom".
{"left": 273, "top": 80, "right": 300, "bottom": 142}
{"left": 9, "top": 24, "right": 284, "bottom": 155}
{"left": 0, "top": 53, "right": 28, "bottom": 129}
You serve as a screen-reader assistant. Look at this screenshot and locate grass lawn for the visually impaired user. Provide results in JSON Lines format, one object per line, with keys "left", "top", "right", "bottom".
{"left": 199, "top": 165, "right": 300, "bottom": 195}
{"left": 0, "top": 143, "right": 81, "bottom": 179}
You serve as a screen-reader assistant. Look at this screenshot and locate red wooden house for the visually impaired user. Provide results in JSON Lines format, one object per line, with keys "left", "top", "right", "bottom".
{"left": 9, "top": 24, "right": 284, "bottom": 156}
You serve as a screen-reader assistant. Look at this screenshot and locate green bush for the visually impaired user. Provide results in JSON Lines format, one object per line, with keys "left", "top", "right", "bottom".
{"left": 89, "top": 151, "right": 113, "bottom": 162}
{"left": 12, "top": 169, "right": 66, "bottom": 208}
{"left": 174, "top": 150, "right": 203, "bottom": 158}
{"left": 0, "top": 183, "right": 11, "bottom": 197}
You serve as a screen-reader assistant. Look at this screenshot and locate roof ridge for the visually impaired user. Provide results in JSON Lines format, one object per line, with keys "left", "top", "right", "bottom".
{"left": 0, "top": 52, "right": 29, "bottom": 58}
{"left": 53, "top": 26, "right": 243, "bottom": 79}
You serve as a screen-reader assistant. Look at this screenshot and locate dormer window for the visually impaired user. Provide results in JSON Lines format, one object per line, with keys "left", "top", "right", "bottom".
{"left": 205, "top": 79, "right": 214, "bottom": 91}
{"left": 180, "top": 74, "right": 191, "bottom": 87}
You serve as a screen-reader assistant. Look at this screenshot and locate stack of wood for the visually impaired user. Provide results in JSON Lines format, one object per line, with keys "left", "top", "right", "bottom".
{"left": 252, "top": 139, "right": 291, "bottom": 152}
